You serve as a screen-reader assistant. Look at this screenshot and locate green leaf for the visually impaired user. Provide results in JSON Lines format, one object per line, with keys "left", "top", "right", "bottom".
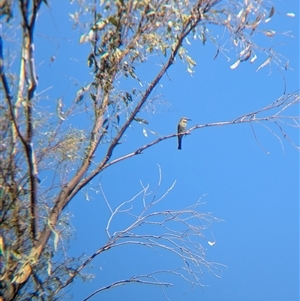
{"left": 90, "top": 93, "right": 97, "bottom": 102}
{"left": 126, "top": 92, "right": 132, "bottom": 101}
{"left": 87, "top": 53, "right": 94, "bottom": 67}
{"left": 108, "top": 16, "right": 118, "bottom": 27}
{"left": 134, "top": 117, "right": 149, "bottom": 124}
{"left": 75, "top": 94, "right": 84, "bottom": 104}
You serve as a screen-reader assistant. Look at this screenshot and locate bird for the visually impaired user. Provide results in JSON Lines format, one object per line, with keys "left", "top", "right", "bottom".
{"left": 177, "top": 117, "right": 191, "bottom": 150}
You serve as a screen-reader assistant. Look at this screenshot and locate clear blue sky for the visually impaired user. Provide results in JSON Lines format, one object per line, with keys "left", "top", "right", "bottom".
{"left": 28, "top": 1, "right": 299, "bottom": 300}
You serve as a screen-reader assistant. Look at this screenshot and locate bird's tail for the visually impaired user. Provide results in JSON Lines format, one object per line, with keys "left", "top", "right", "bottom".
{"left": 178, "top": 137, "right": 182, "bottom": 150}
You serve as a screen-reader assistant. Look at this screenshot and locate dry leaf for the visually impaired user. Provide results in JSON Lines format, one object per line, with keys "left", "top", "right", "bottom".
{"left": 230, "top": 59, "right": 241, "bottom": 69}
{"left": 143, "top": 128, "right": 148, "bottom": 137}
{"left": 264, "top": 30, "right": 276, "bottom": 37}
{"left": 250, "top": 54, "right": 257, "bottom": 63}
{"left": 256, "top": 57, "right": 271, "bottom": 71}
{"left": 286, "top": 13, "right": 295, "bottom": 18}
{"left": 265, "top": 6, "right": 275, "bottom": 23}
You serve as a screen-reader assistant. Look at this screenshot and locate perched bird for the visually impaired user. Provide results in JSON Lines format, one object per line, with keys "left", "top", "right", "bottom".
{"left": 177, "top": 117, "right": 191, "bottom": 150}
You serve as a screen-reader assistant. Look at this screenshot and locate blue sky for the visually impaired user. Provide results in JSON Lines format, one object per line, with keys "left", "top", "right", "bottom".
{"left": 14, "top": 0, "right": 299, "bottom": 300}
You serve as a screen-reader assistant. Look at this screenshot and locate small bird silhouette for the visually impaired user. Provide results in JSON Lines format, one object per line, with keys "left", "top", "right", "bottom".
{"left": 177, "top": 117, "right": 191, "bottom": 150}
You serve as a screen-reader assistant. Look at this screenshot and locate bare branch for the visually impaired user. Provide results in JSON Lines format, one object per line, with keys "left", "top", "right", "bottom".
{"left": 83, "top": 92, "right": 299, "bottom": 172}
{"left": 52, "top": 180, "right": 223, "bottom": 299}
{"left": 82, "top": 275, "right": 173, "bottom": 301}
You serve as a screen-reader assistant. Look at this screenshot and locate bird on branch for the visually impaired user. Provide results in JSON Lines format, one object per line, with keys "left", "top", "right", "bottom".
{"left": 177, "top": 117, "right": 191, "bottom": 150}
